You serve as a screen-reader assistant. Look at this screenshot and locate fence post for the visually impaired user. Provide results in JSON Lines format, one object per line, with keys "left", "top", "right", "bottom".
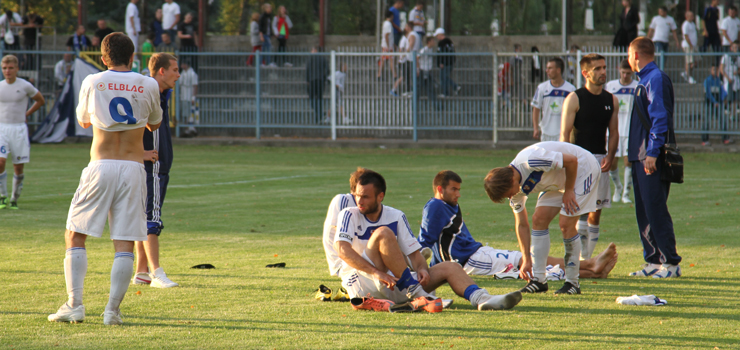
{"left": 174, "top": 50, "right": 180, "bottom": 138}
{"left": 330, "top": 50, "right": 337, "bottom": 141}
{"left": 659, "top": 51, "right": 665, "bottom": 71}
{"left": 493, "top": 52, "right": 498, "bottom": 145}
{"left": 256, "top": 50, "right": 261, "bottom": 140}
{"left": 576, "top": 50, "right": 583, "bottom": 88}
{"left": 412, "top": 50, "right": 418, "bottom": 142}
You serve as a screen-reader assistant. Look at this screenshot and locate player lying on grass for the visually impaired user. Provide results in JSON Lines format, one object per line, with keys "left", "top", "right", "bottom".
{"left": 484, "top": 142, "right": 602, "bottom": 295}
{"left": 335, "top": 169, "right": 522, "bottom": 311}
{"left": 418, "top": 170, "right": 618, "bottom": 280}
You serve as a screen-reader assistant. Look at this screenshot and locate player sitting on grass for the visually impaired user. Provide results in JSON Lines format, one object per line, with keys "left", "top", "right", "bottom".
{"left": 418, "top": 170, "right": 618, "bottom": 280}
{"left": 484, "top": 142, "right": 602, "bottom": 295}
{"left": 323, "top": 167, "right": 364, "bottom": 278}
{"left": 335, "top": 169, "right": 522, "bottom": 312}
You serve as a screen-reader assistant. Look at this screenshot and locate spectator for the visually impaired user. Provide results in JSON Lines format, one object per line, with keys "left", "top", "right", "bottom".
{"left": 703, "top": 63, "right": 729, "bottom": 146}
{"left": 177, "top": 12, "right": 198, "bottom": 69}
{"left": 720, "top": 6, "right": 740, "bottom": 52}
{"left": 327, "top": 62, "right": 349, "bottom": 124}
{"left": 509, "top": 44, "right": 524, "bottom": 102}
{"left": 391, "top": 22, "right": 420, "bottom": 97}
{"left": 179, "top": 60, "right": 199, "bottom": 137}
{"left": 150, "top": 8, "right": 164, "bottom": 46}
{"left": 418, "top": 36, "right": 438, "bottom": 108}
{"left": 141, "top": 32, "right": 155, "bottom": 71}
{"left": 702, "top": 0, "right": 721, "bottom": 53}
{"left": 90, "top": 35, "right": 101, "bottom": 52}
{"left": 435, "top": 28, "right": 459, "bottom": 97}
{"left": 565, "top": 44, "right": 580, "bottom": 83}
{"left": 21, "top": 13, "right": 43, "bottom": 69}
{"left": 157, "top": 32, "right": 176, "bottom": 52}
{"left": 377, "top": 10, "right": 396, "bottom": 79}
{"left": 530, "top": 46, "right": 541, "bottom": 83}
{"left": 647, "top": 6, "right": 680, "bottom": 53}
{"left": 272, "top": 5, "right": 293, "bottom": 67}
{"left": 719, "top": 41, "right": 740, "bottom": 128}
{"left": 162, "top": 0, "right": 181, "bottom": 42}
{"left": 66, "top": 25, "right": 91, "bottom": 52}
{"left": 95, "top": 19, "right": 114, "bottom": 43}
{"left": 54, "top": 53, "right": 74, "bottom": 89}
{"left": 306, "top": 47, "right": 328, "bottom": 123}
{"left": 613, "top": 0, "right": 639, "bottom": 50}
{"left": 681, "top": 11, "right": 698, "bottom": 84}
{"left": 259, "top": 3, "right": 275, "bottom": 67}
{"left": 389, "top": 0, "right": 404, "bottom": 48}
{"left": 0, "top": 10, "right": 22, "bottom": 50}
{"left": 126, "top": 0, "right": 141, "bottom": 53}
{"left": 247, "top": 12, "right": 262, "bottom": 67}
{"left": 408, "top": 1, "right": 426, "bottom": 39}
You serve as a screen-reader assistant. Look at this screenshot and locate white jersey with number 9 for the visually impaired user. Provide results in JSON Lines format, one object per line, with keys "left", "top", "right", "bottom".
{"left": 76, "top": 70, "right": 162, "bottom": 131}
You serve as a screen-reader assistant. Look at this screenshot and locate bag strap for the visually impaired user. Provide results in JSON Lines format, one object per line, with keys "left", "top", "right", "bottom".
{"left": 634, "top": 88, "right": 678, "bottom": 146}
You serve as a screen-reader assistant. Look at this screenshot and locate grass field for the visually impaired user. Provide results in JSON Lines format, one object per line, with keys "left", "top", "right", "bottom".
{"left": 1, "top": 143, "right": 739, "bottom": 349}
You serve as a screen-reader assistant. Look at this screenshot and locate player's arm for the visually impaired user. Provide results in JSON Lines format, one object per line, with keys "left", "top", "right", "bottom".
{"left": 147, "top": 87, "right": 163, "bottom": 131}
{"left": 25, "top": 91, "right": 45, "bottom": 120}
{"left": 672, "top": 29, "right": 681, "bottom": 48}
{"left": 532, "top": 107, "right": 541, "bottom": 139}
{"left": 129, "top": 14, "right": 136, "bottom": 34}
{"left": 559, "top": 92, "right": 579, "bottom": 142}
{"left": 561, "top": 153, "right": 579, "bottom": 215}
{"left": 647, "top": 27, "right": 654, "bottom": 39}
{"left": 602, "top": 95, "right": 620, "bottom": 171}
{"left": 407, "top": 250, "right": 430, "bottom": 286}
{"left": 513, "top": 208, "right": 531, "bottom": 280}
{"left": 173, "top": 14, "right": 180, "bottom": 30}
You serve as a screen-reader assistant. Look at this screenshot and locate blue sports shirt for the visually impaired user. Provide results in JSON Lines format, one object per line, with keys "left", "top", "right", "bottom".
{"left": 629, "top": 61, "right": 674, "bottom": 161}
{"left": 143, "top": 89, "right": 173, "bottom": 174}
{"left": 417, "top": 198, "right": 482, "bottom": 267}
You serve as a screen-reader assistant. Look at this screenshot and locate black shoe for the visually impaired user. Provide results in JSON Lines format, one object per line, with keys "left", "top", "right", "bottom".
{"left": 554, "top": 282, "right": 581, "bottom": 295}
{"left": 519, "top": 280, "right": 548, "bottom": 293}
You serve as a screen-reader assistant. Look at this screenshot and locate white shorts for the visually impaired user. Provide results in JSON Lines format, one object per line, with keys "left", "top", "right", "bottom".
{"left": 0, "top": 123, "right": 30, "bottom": 164}
{"left": 341, "top": 251, "right": 433, "bottom": 304}
{"left": 535, "top": 153, "right": 603, "bottom": 216}
{"left": 463, "top": 246, "right": 522, "bottom": 276}
{"left": 614, "top": 136, "right": 629, "bottom": 158}
{"left": 66, "top": 160, "right": 147, "bottom": 241}
{"left": 592, "top": 154, "right": 611, "bottom": 209}
{"left": 540, "top": 133, "right": 560, "bottom": 142}
{"left": 683, "top": 46, "right": 695, "bottom": 65}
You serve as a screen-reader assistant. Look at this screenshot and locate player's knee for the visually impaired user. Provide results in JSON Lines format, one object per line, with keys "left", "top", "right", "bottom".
{"left": 372, "top": 226, "right": 396, "bottom": 241}
{"left": 531, "top": 211, "right": 551, "bottom": 228}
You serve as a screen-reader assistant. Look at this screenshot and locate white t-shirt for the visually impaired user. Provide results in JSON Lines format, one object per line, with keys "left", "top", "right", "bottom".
{"left": 125, "top": 2, "right": 141, "bottom": 33}
{"left": 649, "top": 15, "right": 677, "bottom": 43}
{"left": 530, "top": 80, "right": 576, "bottom": 137}
{"left": 605, "top": 79, "right": 638, "bottom": 137}
{"left": 162, "top": 2, "right": 181, "bottom": 30}
{"left": 720, "top": 16, "right": 740, "bottom": 46}
{"left": 335, "top": 205, "right": 421, "bottom": 278}
{"left": 720, "top": 54, "right": 740, "bottom": 91}
{"left": 179, "top": 68, "right": 198, "bottom": 101}
{"left": 0, "top": 78, "right": 38, "bottom": 124}
{"left": 0, "top": 12, "right": 21, "bottom": 36}
{"left": 508, "top": 142, "right": 595, "bottom": 213}
{"left": 408, "top": 8, "right": 425, "bottom": 33}
{"left": 681, "top": 21, "right": 697, "bottom": 48}
{"left": 76, "top": 70, "right": 162, "bottom": 132}
{"left": 398, "top": 36, "right": 409, "bottom": 63}
{"left": 323, "top": 193, "right": 356, "bottom": 276}
{"left": 381, "top": 20, "right": 393, "bottom": 49}
{"left": 405, "top": 32, "right": 421, "bottom": 61}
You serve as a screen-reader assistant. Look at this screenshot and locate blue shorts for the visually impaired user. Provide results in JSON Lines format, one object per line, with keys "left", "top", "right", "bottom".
{"left": 146, "top": 171, "right": 170, "bottom": 235}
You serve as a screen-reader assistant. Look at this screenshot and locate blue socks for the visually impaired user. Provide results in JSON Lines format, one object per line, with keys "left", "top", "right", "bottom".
{"left": 464, "top": 284, "right": 481, "bottom": 301}
{"left": 395, "top": 268, "right": 419, "bottom": 291}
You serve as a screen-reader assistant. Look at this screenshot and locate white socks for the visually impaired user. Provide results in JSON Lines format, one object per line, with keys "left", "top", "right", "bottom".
{"left": 64, "top": 248, "right": 87, "bottom": 308}
{"left": 609, "top": 169, "right": 622, "bottom": 194}
{"left": 563, "top": 235, "right": 581, "bottom": 286}
{"left": 623, "top": 166, "right": 633, "bottom": 197}
{"left": 0, "top": 172, "right": 7, "bottom": 197}
{"left": 531, "top": 229, "right": 550, "bottom": 282}
{"left": 11, "top": 174, "right": 23, "bottom": 201}
{"left": 581, "top": 224, "right": 599, "bottom": 259}
{"left": 106, "top": 252, "right": 134, "bottom": 313}
{"left": 577, "top": 216, "right": 588, "bottom": 258}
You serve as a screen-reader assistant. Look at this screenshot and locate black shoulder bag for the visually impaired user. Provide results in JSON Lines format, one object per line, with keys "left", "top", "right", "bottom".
{"left": 634, "top": 104, "right": 684, "bottom": 184}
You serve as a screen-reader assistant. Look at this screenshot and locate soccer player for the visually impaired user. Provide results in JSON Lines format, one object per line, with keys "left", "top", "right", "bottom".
{"left": 560, "top": 53, "right": 619, "bottom": 260}
{"left": 605, "top": 59, "right": 639, "bottom": 204}
{"left": 323, "top": 167, "right": 364, "bottom": 277}
{"left": 531, "top": 57, "right": 576, "bottom": 141}
{"left": 132, "top": 53, "right": 180, "bottom": 288}
{"left": 418, "top": 170, "right": 618, "bottom": 279}
{"left": 483, "top": 142, "right": 602, "bottom": 295}
{"left": 0, "top": 54, "right": 45, "bottom": 210}
{"left": 48, "top": 33, "right": 162, "bottom": 325}
{"left": 336, "top": 169, "right": 522, "bottom": 311}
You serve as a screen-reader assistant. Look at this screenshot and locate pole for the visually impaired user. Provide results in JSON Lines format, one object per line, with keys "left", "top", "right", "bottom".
{"left": 330, "top": 51, "right": 337, "bottom": 140}
{"left": 376, "top": 0, "right": 382, "bottom": 50}
{"left": 256, "top": 50, "right": 261, "bottom": 140}
{"left": 440, "top": 0, "right": 445, "bottom": 31}
{"left": 198, "top": 0, "right": 206, "bottom": 48}
{"left": 562, "top": 0, "right": 567, "bottom": 52}
{"left": 493, "top": 53, "right": 498, "bottom": 144}
{"left": 319, "top": 0, "right": 325, "bottom": 49}
{"left": 576, "top": 50, "right": 582, "bottom": 87}
{"left": 412, "top": 50, "right": 418, "bottom": 142}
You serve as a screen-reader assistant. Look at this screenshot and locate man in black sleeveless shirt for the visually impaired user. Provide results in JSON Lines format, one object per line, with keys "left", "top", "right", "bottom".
{"left": 561, "top": 53, "right": 619, "bottom": 263}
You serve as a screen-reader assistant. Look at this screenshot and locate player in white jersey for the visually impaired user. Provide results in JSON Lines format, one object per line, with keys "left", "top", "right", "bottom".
{"left": 49, "top": 33, "right": 162, "bottom": 326}
{"left": 605, "top": 59, "right": 639, "bottom": 204}
{"left": 531, "top": 57, "right": 576, "bottom": 141}
{"left": 336, "top": 169, "right": 522, "bottom": 311}
{"left": 323, "top": 167, "right": 364, "bottom": 277}
{"left": 484, "top": 142, "right": 601, "bottom": 295}
{"left": 0, "top": 55, "right": 45, "bottom": 210}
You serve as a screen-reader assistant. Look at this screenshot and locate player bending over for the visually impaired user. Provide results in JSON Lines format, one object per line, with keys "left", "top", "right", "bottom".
{"left": 48, "top": 33, "right": 162, "bottom": 325}
{"left": 484, "top": 142, "right": 602, "bottom": 295}
{"left": 418, "top": 170, "right": 617, "bottom": 280}
{"left": 335, "top": 169, "right": 522, "bottom": 311}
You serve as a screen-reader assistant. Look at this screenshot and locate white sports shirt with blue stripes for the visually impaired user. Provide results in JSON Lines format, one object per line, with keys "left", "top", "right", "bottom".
{"left": 323, "top": 193, "right": 356, "bottom": 277}
{"left": 335, "top": 205, "right": 421, "bottom": 278}
{"left": 530, "top": 80, "right": 576, "bottom": 138}
{"left": 605, "top": 79, "right": 639, "bottom": 138}
{"left": 508, "top": 142, "right": 596, "bottom": 213}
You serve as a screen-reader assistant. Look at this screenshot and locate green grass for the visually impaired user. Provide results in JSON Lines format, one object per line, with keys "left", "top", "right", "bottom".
{"left": 1, "top": 144, "right": 739, "bottom": 349}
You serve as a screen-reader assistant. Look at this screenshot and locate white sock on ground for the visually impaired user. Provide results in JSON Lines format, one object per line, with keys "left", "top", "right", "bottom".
{"left": 64, "top": 248, "right": 87, "bottom": 307}
{"left": 105, "top": 252, "right": 134, "bottom": 313}
{"left": 11, "top": 174, "right": 23, "bottom": 201}
{"left": 609, "top": 169, "right": 622, "bottom": 194}
{"left": 563, "top": 235, "right": 581, "bottom": 286}
{"left": 623, "top": 166, "right": 633, "bottom": 196}
{"left": 531, "top": 229, "right": 550, "bottom": 283}
{"left": 0, "top": 172, "right": 7, "bottom": 197}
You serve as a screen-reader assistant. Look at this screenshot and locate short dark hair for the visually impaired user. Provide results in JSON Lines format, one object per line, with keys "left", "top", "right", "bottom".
{"left": 548, "top": 57, "right": 565, "bottom": 73}
{"left": 357, "top": 169, "right": 386, "bottom": 195}
{"left": 730, "top": 5, "right": 738, "bottom": 12}
{"left": 416, "top": 0, "right": 425, "bottom": 5}
{"left": 349, "top": 167, "right": 367, "bottom": 193}
{"left": 425, "top": 36, "right": 434, "bottom": 44}
{"left": 579, "top": 53, "right": 605, "bottom": 70}
{"left": 513, "top": 43, "right": 522, "bottom": 50}
{"left": 101, "top": 32, "right": 134, "bottom": 67}
{"left": 483, "top": 167, "right": 515, "bottom": 203}
{"left": 629, "top": 36, "right": 655, "bottom": 58}
{"left": 620, "top": 58, "right": 631, "bottom": 70}
{"left": 433, "top": 170, "right": 462, "bottom": 192}
{"left": 385, "top": 10, "right": 394, "bottom": 19}
{"left": 659, "top": 6, "right": 668, "bottom": 12}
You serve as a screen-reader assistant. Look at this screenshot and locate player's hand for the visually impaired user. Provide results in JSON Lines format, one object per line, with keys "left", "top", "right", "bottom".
{"left": 519, "top": 260, "right": 532, "bottom": 281}
{"left": 562, "top": 189, "right": 579, "bottom": 215}
{"left": 373, "top": 271, "right": 399, "bottom": 290}
{"left": 644, "top": 156, "right": 657, "bottom": 175}
{"left": 144, "top": 150, "right": 159, "bottom": 163}
{"left": 600, "top": 156, "right": 613, "bottom": 172}
{"left": 416, "top": 269, "right": 430, "bottom": 286}
{"left": 533, "top": 129, "right": 540, "bottom": 139}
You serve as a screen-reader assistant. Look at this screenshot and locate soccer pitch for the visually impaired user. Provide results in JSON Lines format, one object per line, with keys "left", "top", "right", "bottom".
{"left": 1, "top": 143, "right": 739, "bottom": 349}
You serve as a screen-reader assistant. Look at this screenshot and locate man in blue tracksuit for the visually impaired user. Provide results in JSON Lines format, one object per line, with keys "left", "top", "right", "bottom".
{"left": 133, "top": 53, "right": 181, "bottom": 288}
{"left": 626, "top": 37, "right": 682, "bottom": 279}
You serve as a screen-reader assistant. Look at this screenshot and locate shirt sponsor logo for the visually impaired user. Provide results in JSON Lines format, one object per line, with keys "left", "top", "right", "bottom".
{"left": 106, "top": 83, "right": 145, "bottom": 93}
{"left": 339, "top": 233, "right": 352, "bottom": 241}
{"left": 96, "top": 82, "right": 107, "bottom": 91}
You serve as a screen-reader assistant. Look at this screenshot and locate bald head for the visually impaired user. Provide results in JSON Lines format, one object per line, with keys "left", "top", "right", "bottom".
{"left": 685, "top": 11, "right": 694, "bottom": 22}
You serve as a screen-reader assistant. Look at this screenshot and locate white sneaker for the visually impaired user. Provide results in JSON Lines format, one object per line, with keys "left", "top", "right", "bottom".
{"left": 268, "top": 62, "right": 278, "bottom": 68}
{"left": 688, "top": 76, "right": 696, "bottom": 84}
{"left": 132, "top": 272, "right": 151, "bottom": 285}
{"left": 342, "top": 117, "right": 353, "bottom": 124}
{"left": 652, "top": 264, "right": 682, "bottom": 278}
{"left": 102, "top": 310, "right": 123, "bottom": 325}
{"left": 680, "top": 72, "right": 687, "bottom": 80}
{"left": 612, "top": 192, "right": 622, "bottom": 203}
{"left": 48, "top": 303, "right": 85, "bottom": 323}
{"left": 283, "top": 62, "right": 293, "bottom": 67}
{"left": 493, "top": 263, "right": 519, "bottom": 280}
{"left": 476, "top": 291, "right": 522, "bottom": 311}
{"left": 150, "top": 268, "right": 179, "bottom": 288}
{"left": 629, "top": 263, "right": 662, "bottom": 277}
{"left": 621, "top": 195, "right": 632, "bottom": 204}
